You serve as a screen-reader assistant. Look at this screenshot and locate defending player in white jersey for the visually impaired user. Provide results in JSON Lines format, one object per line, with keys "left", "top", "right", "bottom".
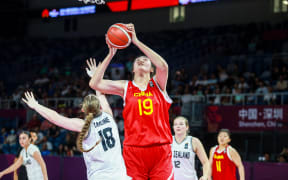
{"left": 172, "top": 116, "right": 210, "bottom": 180}
{"left": 0, "top": 131, "right": 48, "bottom": 180}
{"left": 21, "top": 59, "right": 130, "bottom": 180}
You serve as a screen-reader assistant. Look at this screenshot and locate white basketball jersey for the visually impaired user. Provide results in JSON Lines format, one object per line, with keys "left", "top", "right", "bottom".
{"left": 82, "top": 112, "right": 130, "bottom": 180}
{"left": 172, "top": 136, "right": 198, "bottom": 180}
{"left": 20, "top": 144, "right": 44, "bottom": 180}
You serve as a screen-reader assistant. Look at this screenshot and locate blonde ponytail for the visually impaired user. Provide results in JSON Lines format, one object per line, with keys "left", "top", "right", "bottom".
{"left": 77, "top": 94, "right": 101, "bottom": 153}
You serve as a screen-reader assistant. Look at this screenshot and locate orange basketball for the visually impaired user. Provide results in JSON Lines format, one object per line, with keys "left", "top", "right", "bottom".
{"left": 106, "top": 23, "right": 132, "bottom": 49}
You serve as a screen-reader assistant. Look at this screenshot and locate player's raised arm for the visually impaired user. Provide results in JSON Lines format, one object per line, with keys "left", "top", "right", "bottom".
{"left": 89, "top": 43, "right": 126, "bottom": 97}
{"left": 126, "top": 23, "right": 169, "bottom": 92}
{"left": 22, "top": 92, "right": 84, "bottom": 132}
{"left": 86, "top": 58, "right": 113, "bottom": 116}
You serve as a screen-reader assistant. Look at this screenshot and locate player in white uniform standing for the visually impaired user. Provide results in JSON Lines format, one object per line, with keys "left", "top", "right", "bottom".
{"left": 21, "top": 59, "right": 130, "bottom": 180}
{"left": 172, "top": 116, "right": 211, "bottom": 180}
{"left": 0, "top": 131, "right": 48, "bottom": 180}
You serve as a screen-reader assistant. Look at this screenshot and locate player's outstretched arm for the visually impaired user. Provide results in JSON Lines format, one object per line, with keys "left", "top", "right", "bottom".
{"left": 194, "top": 138, "right": 211, "bottom": 180}
{"left": 126, "top": 23, "right": 169, "bottom": 92}
{"left": 22, "top": 92, "right": 84, "bottom": 132}
{"left": 0, "top": 156, "right": 23, "bottom": 179}
{"left": 230, "top": 147, "right": 245, "bottom": 180}
{"left": 85, "top": 58, "right": 114, "bottom": 116}
{"left": 89, "top": 43, "right": 125, "bottom": 97}
{"left": 33, "top": 151, "right": 48, "bottom": 180}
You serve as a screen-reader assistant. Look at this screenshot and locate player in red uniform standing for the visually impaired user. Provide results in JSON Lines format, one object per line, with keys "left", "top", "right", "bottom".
{"left": 89, "top": 23, "right": 173, "bottom": 180}
{"left": 209, "top": 129, "right": 245, "bottom": 180}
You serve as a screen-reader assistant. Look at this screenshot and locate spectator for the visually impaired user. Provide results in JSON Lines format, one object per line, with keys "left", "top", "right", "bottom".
{"left": 212, "top": 88, "right": 221, "bottom": 105}
{"left": 26, "top": 114, "right": 41, "bottom": 130}
{"left": 40, "top": 120, "right": 53, "bottom": 131}
{"left": 41, "top": 137, "right": 53, "bottom": 152}
{"left": 264, "top": 153, "right": 272, "bottom": 162}
{"left": 278, "top": 154, "right": 287, "bottom": 163}
{"left": 57, "top": 144, "right": 65, "bottom": 156}
{"left": 181, "top": 85, "right": 193, "bottom": 119}
{"left": 275, "top": 75, "right": 288, "bottom": 92}
{"left": 64, "top": 145, "right": 74, "bottom": 157}
{"left": 264, "top": 87, "right": 276, "bottom": 104}
{"left": 238, "top": 76, "right": 249, "bottom": 92}
{"left": 233, "top": 87, "right": 244, "bottom": 105}
{"left": 41, "top": 143, "right": 51, "bottom": 156}
{"left": 4, "top": 129, "right": 17, "bottom": 154}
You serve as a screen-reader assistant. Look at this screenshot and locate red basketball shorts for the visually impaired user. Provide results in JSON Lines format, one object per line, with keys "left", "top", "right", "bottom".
{"left": 123, "top": 144, "right": 174, "bottom": 180}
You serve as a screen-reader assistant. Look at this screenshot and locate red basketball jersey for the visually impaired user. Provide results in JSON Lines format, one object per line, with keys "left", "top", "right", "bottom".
{"left": 212, "top": 145, "right": 237, "bottom": 180}
{"left": 122, "top": 78, "right": 173, "bottom": 146}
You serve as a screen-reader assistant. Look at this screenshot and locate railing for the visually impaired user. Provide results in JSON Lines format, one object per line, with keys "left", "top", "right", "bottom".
{"left": 1, "top": 92, "right": 288, "bottom": 109}
{"left": 205, "top": 92, "right": 288, "bottom": 105}
{"left": 0, "top": 97, "right": 83, "bottom": 109}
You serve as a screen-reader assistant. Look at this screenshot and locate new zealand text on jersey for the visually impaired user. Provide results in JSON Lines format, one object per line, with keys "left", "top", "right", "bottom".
{"left": 173, "top": 150, "right": 190, "bottom": 159}
{"left": 134, "top": 91, "right": 153, "bottom": 97}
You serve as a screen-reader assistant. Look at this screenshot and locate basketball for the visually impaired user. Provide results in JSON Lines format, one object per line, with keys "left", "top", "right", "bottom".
{"left": 106, "top": 23, "right": 132, "bottom": 49}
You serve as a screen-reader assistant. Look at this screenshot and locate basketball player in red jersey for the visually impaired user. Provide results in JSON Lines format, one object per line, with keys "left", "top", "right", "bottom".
{"left": 89, "top": 23, "right": 173, "bottom": 179}
{"left": 209, "top": 129, "right": 245, "bottom": 180}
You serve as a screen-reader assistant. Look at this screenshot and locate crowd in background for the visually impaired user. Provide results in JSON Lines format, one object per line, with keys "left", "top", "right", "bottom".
{"left": 1, "top": 21, "right": 288, "bottom": 162}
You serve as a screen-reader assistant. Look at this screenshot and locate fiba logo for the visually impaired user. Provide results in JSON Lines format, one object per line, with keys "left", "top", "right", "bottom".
{"left": 26, "top": 159, "right": 32, "bottom": 165}
{"left": 149, "top": 81, "right": 154, "bottom": 87}
{"left": 184, "top": 143, "right": 188, "bottom": 149}
{"left": 78, "top": 0, "right": 105, "bottom": 4}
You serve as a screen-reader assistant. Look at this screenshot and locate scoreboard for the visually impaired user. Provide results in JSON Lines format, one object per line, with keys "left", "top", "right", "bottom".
{"left": 40, "top": 0, "right": 216, "bottom": 18}
{"left": 106, "top": 0, "right": 215, "bottom": 12}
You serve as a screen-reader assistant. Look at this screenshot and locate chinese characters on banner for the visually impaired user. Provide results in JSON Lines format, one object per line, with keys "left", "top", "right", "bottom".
{"left": 206, "top": 105, "right": 288, "bottom": 131}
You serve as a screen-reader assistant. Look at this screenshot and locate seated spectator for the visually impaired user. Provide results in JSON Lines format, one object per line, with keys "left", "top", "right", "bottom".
{"left": 217, "top": 65, "right": 228, "bottom": 83}
{"left": 33, "top": 127, "right": 44, "bottom": 145}
{"left": 213, "top": 88, "right": 221, "bottom": 105}
{"left": 233, "top": 87, "right": 244, "bottom": 105}
{"left": 26, "top": 113, "right": 41, "bottom": 130}
{"left": 246, "top": 89, "right": 256, "bottom": 105}
{"left": 0, "top": 128, "right": 8, "bottom": 145}
{"left": 57, "top": 144, "right": 65, "bottom": 156}
{"left": 41, "top": 143, "right": 51, "bottom": 156}
{"left": 221, "top": 87, "right": 232, "bottom": 105}
{"left": 256, "top": 81, "right": 268, "bottom": 94}
{"left": 41, "top": 136, "right": 53, "bottom": 152}
{"left": 238, "top": 76, "right": 249, "bottom": 92}
{"left": 3, "top": 129, "right": 17, "bottom": 154}
{"left": 264, "top": 87, "right": 276, "bottom": 104}
{"left": 275, "top": 75, "right": 288, "bottom": 92}
{"left": 264, "top": 152, "right": 272, "bottom": 162}
{"left": 278, "top": 154, "right": 287, "bottom": 163}
{"left": 181, "top": 85, "right": 193, "bottom": 119}
{"left": 40, "top": 120, "right": 53, "bottom": 131}
{"left": 255, "top": 81, "right": 268, "bottom": 104}
{"left": 64, "top": 145, "right": 74, "bottom": 157}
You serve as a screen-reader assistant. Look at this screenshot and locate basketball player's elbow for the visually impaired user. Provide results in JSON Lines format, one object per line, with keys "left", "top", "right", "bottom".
{"left": 158, "top": 61, "right": 168, "bottom": 71}
{"left": 89, "top": 80, "right": 98, "bottom": 90}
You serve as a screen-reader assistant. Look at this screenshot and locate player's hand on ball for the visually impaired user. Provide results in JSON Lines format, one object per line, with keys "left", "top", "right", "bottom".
{"left": 22, "top": 91, "right": 39, "bottom": 110}
{"left": 125, "top": 23, "right": 138, "bottom": 44}
{"left": 105, "top": 35, "right": 117, "bottom": 56}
